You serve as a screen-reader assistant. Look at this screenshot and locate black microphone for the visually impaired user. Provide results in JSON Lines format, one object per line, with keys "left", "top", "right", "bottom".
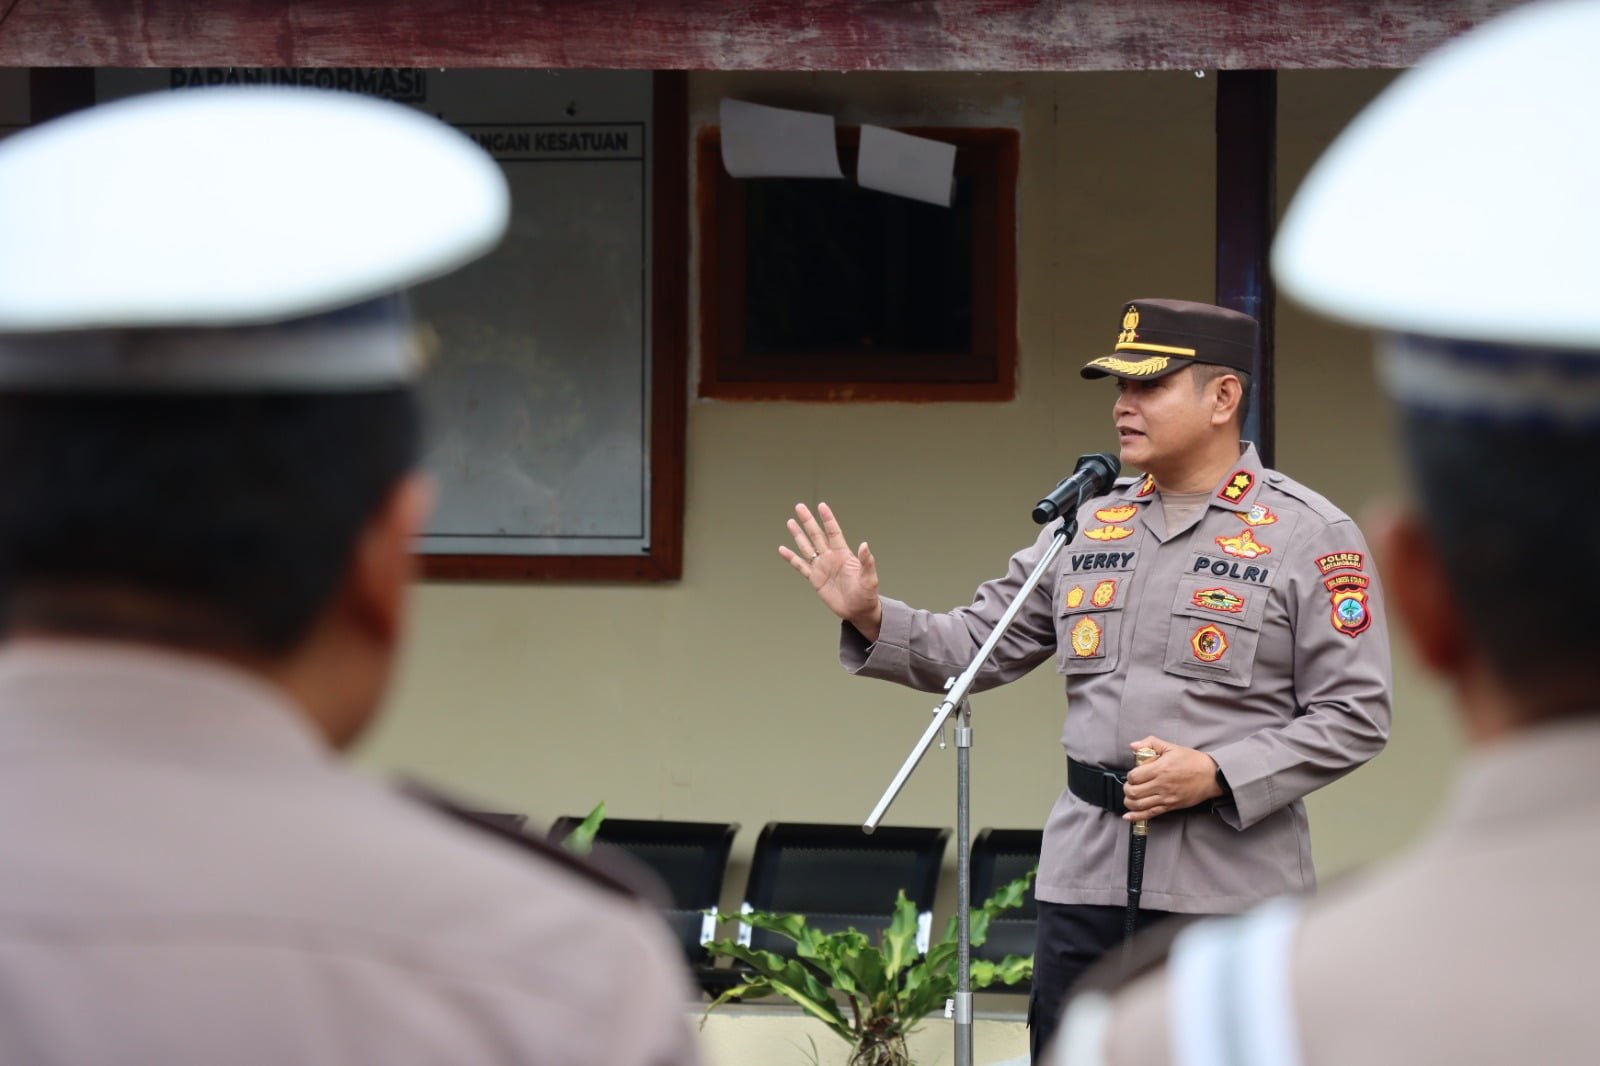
{"left": 1032, "top": 452, "right": 1122, "bottom": 525}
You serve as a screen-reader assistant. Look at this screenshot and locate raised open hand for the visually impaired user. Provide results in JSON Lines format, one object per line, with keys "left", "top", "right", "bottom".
{"left": 779, "top": 502, "right": 883, "bottom": 641}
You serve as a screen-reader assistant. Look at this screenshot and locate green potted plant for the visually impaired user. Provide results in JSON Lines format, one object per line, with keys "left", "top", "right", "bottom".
{"left": 701, "top": 870, "right": 1035, "bottom": 1066}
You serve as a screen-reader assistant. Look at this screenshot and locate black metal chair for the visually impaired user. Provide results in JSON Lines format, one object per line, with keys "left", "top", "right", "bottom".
{"left": 969, "top": 827, "right": 1042, "bottom": 993}
{"left": 549, "top": 816, "right": 739, "bottom": 974}
{"left": 735, "top": 822, "right": 950, "bottom": 960}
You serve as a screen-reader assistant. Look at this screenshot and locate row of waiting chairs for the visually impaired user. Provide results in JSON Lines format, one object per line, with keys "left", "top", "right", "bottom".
{"left": 539, "top": 818, "right": 1040, "bottom": 994}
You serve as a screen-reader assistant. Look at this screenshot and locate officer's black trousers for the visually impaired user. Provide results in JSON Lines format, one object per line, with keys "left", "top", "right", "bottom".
{"left": 1027, "top": 901, "right": 1180, "bottom": 1063}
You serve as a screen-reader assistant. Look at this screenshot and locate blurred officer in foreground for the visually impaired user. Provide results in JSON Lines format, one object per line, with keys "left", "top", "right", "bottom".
{"left": 1051, "top": 2, "right": 1600, "bottom": 1063}
{"left": 0, "top": 89, "right": 697, "bottom": 1066}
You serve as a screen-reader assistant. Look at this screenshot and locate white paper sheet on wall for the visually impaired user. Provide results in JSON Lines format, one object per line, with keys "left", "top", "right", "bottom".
{"left": 856, "top": 125, "right": 956, "bottom": 207}
{"left": 719, "top": 99, "right": 843, "bottom": 179}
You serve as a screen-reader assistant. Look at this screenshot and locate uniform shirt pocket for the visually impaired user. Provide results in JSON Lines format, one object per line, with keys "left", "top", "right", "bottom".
{"left": 1056, "top": 573, "right": 1129, "bottom": 677}
{"left": 1162, "top": 573, "right": 1268, "bottom": 687}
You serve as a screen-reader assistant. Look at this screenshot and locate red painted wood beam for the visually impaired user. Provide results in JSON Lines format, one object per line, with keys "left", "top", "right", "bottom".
{"left": 1, "top": 0, "right": 1517, "bottom": 70}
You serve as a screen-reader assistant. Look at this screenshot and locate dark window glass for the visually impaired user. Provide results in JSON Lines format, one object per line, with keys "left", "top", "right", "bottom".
{"left": 742, "top": 177, "right": 974, "bottom": 357}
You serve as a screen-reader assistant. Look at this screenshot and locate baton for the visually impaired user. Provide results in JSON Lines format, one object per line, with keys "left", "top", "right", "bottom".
{"left": 1123, "top": 746, "right": 1158, "bottom": 945}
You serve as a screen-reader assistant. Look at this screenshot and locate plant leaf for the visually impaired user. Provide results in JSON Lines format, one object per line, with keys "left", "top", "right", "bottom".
{"left": 702, "top": 940, "right": 853, "bottom": 1042}
{"left": 700, "top": 979, "right": 774, "bottom": 1025}
{"left": 562, "top": 801, "right": 606, "bottom": 855}
{"left": 970, "top": 954, "right": 1033, "bottom": 989}
{"left": 881, "top": 890, "right": 920, "bottom": 980}
{"left": 729, "top": 909, "right": 813, "bottom": 947}
{"left": 836, "top": 941, "right": 887, "bottom": 1002}
{"left": 899, "top": 972, "right": 952, "bottom": 1024}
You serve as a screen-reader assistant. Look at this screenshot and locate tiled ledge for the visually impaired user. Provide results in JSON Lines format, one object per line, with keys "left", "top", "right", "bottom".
{"left": 694, "top": 1003, "right": 1029, "bottom": 1066}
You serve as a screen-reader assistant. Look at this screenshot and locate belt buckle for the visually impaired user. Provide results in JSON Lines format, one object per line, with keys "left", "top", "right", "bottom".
{"left": 1100, "top": 768, "right": 1127, "bottom": 812}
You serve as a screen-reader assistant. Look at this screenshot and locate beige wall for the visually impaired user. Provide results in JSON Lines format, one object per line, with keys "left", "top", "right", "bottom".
{"left": 357, "top": 69, "right": 1463, "bottom": 926}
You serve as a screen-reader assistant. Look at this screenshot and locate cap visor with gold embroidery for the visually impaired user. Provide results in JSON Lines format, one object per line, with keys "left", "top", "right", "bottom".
{"left": 1080, "top": 298, "right": 1258, "bottom": 382}
{"left": 1080, "top": 350, "right": 1194, "bottom": 381}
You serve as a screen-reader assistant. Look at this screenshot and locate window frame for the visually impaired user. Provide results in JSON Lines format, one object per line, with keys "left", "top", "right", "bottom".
{"left": 697, "top": 125, "right": 1018, "bottom": 403}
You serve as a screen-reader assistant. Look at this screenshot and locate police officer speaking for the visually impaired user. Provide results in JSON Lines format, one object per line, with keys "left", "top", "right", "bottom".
{"left": 780, "top": 298, "right": 1392, "bottom": 1060}
{"left": 1052, "top": 2, "right": 1600, "bottom": 1064}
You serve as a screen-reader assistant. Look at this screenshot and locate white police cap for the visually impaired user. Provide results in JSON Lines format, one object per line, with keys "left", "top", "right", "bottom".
{"left": 0, "top": 87, "right": 509, "bottom": 390}
{"left": 1274, "top": 0, "right": 1600, "bottom": 349}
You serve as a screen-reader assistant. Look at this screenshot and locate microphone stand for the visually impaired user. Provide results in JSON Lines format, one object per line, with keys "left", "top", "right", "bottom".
{"left": 862, "top": 496, "right": 1085, "bottom": 1066}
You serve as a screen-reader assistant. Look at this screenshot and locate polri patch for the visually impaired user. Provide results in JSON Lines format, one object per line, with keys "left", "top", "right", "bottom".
{"left": 1215, "top": 528, "right": 1272, "bottom": 560}
{"left": 1084, "top": 525, "right": 1135, "bottom": 542}
{"left": 1070, "top": 616, "right": 1103, "bottom": 657}
{"left": 1136, "top": 474, "right": 1156, "bottom": 498}
{"left": 1193, "top": 586, "right": 1245, "bottom": 614}
{"left": 1190, "top": 555, "right": 1272, "bottom": 584}
{"left": 1091, "top": 579, "right": 1117, "bottom": 608}
{"left": 1325, "top": 573, "right": 1373, "bottom": 637}
{"left": 1191, "top": 623, "right": 1229, "bottom": 663}
{"left": 1095, "top": 504, "right": 1139, "bottom": 523}
{"left": 1218, "top": 470, "right": 1254, "bottom": 503}
{"left": 1065, "top": 585, "right": 1085, "bottom": 610}
{"left": 1316, "top": 551, "right": 1364, "bottom": 575}
{"left": 1238, "top": 504, "right": 1277, "bottom": 526}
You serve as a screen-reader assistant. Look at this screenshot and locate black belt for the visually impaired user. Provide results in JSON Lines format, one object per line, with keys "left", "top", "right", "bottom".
{"left": 1068, "top": 757, "right": 1131, "bottom": 817}
{"left": 1068, "top": 756, "right": 1209, "bottom": 818}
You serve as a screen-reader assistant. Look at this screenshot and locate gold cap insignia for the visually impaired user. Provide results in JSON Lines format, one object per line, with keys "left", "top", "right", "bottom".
{"left": 1118, "top": 305, "right": 1140, "bottom": 344}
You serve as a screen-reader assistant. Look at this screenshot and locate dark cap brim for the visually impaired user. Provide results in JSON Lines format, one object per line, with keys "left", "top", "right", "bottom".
{"left": 1080, "top": 353, "right": 1194, "bottom": 381}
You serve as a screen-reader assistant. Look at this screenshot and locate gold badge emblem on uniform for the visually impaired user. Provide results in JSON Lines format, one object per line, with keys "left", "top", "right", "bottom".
{"left": 1191, "top": 623, "right": 1229, "bottom": 662}
{"left": 1095, "top": 504, "right": 1138, "bottom": 523}
{"left": 1136, "top": 474, "right": 1156, "bottom": 498}
{"left": 1085, "top": 525, "right": 1135, "bottom": 542}
{"left": 1237, "top": 504, "right": 1277, "bottom": 526}
{"left": 1215, "top": 528, "right": 1272, "bottom": 559}
{"left": 1070, "top": 616, "right": 1102, "bottom": 657}
{"left": 1218, "top": 470, "right": 1254, "bottom": 503}
{"left": 1192, "top": 587, "right": 1245, "bottom": 614}
{"left": 1118, "top": 304, "right": 1140, "bottom": 344}
{"left": 1091, "top": 579, "right": 1117, "bottom": 608}
{"left": 1066, "top": 585, "right": 1086, "bottom": 609}
{"left": 1324, "top": 573, "right": 1373, "bottom": 637}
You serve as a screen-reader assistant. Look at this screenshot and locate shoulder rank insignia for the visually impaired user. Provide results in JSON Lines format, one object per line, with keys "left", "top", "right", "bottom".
{"left": 1215, "top": 528, "right": 1271, "bottom": 560}
{"left": 1325, "top": 573, "right": 1373, "bottom": 637}
{"left": 1065, "top": 585, "right": 1085, "bottom": 609}
{"left": 1095, "top": 504, "right": 1139, "bottom": 523}
{"left": 1191, "top": 623, "right": 1228, "bottom": 663}
{"left": 1238, "top": 504, "right": 1277, "bottom": 526}
{"left": 1218, "top": 470, "right": 1254, "bottom": 503}
{"left": 1315, "top": 551, "right": 1365, "bottom": 575}
{"left": 1070, "top": 615, "right": 1103, "bottom": 657}
{"left": 1091, "top": 579, "right": 1117, "bottom": 608}
{"left": 1085, "top": 525, "right": 1135, "bottom": 542}
{"left": 1192, "top": 586, "right": 1245, "bottom": 614}
{"left": 1135, "top": 474, "right": 1156, "bottom": 498}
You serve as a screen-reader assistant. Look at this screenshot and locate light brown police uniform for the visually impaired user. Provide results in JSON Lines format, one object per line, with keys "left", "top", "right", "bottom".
{"left": 0, "top": 642, "right": 699, "bottom": 1066}
{"left": 1092, "top": 717, "right": 1600, "bottom": 1066}
{"left": 842, "top": 443, "right": 1391, "bottom": 913}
